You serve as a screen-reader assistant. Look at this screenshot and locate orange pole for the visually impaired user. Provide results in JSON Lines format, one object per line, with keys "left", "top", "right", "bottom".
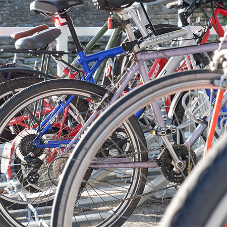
{"left": 203, "top": 89, "right": 225, "bottom": 158}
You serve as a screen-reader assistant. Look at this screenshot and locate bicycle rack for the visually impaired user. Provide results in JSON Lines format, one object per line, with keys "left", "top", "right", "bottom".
{"left": 39, "top": 219, "right": 49, "bottom": 227}
{"left": 18, "top": 192, "right": 39, "bottom": 222}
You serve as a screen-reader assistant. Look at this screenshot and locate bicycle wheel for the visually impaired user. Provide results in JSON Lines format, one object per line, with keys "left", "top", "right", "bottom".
{"left": 0, "top": 67, "right": 56, "bottom": 106}
{"left": 161, "top": 132, "right": 227, "bottom": 227}
{"left": 51, "top": 69, "right": 226, "bottom": 227}
{"left": 0, "top": 79, "right": 139, "bottom": 226}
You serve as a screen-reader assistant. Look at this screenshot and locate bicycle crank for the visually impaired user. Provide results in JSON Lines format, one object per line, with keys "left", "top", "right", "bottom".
{"left": 158, "top": 144, "right": 197, "bottom": 183}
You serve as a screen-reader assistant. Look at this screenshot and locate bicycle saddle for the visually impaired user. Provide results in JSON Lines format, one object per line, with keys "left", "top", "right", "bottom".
{"left": 107, "top": 0, "right": 156, "bottom": 8}
{"left": 11, "top": 25, "right": 49, "bottom": 40}
{"left": 15, "top": 28, "right": 61, "bottom": 50}
{"left": 30, "top": 0, "right": 85, "bottom": 16}
{"left": 94, "top": 0, "right": 156, "bottom": 11}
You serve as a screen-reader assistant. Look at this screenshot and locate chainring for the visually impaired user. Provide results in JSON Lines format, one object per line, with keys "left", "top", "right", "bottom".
{"left": 159, "top": 144, "right": 197, "bottom": 184}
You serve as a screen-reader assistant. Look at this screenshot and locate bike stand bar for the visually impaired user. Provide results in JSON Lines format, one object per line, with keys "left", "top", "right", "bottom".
{"left": 39, "top": 219, "right": 49, "bottom": 227}
{"left": 18, "top": 192, "right": 40, "bottom": 222}
{"left": 203, "top": 89, "right": 225, "bottom": 157}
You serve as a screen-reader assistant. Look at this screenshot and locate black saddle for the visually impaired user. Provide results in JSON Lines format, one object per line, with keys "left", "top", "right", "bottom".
{"left": 30, "top": 0, "right": 85, "bottom": 15}
{"left": 108, "top": 0, "right": 156, "bottom": 8}
{"left": 93, "top": 0, "right": 156, "bottom": 10}
{"left": 15, "top": 28, "right": 61, "bottom": 50}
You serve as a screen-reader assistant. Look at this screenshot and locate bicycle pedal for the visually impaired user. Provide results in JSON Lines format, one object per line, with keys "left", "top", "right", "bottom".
{"left": 151, "top": 125, "right": 176, "bottom": 136}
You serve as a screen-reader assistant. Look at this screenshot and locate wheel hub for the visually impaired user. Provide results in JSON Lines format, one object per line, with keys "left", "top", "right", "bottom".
{"left": 19, "top": 133, "right": 44, "bottom": 158}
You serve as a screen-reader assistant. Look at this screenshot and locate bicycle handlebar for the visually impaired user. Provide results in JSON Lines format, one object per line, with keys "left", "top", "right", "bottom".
{"left": 166, "top": 0, "right": 201, "bottom": 14}
{"left": 166, "top": 0, "right": 202, "bottom": 25}
{"left": 166, "top": 0, "right": 179, "bottom": 9}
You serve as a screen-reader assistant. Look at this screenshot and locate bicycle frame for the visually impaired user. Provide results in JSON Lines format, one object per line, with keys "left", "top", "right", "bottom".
{"left": 26, "top": 40, "right": 227, "bottom": 152}
{"left": 24, "top": 17, "right": 190, "bottom": 147}
{"left": 4, "top": 1, "right": 227, "bottom": 178}
{"left": 7, "top": 2, "right": 227, "bottom": 148}
{"left": 201, "top": 3, "right": 227, "bottom": 44}
{"left": 69, "top": 14, "right": 124, "bottom": 83}
{"left": 146, "top": 3, "right": 227, "bottom": 79}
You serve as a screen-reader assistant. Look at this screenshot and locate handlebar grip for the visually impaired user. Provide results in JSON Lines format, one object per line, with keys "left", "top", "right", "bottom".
{"left": 166, "top": 1, "right": 179, "bottom": 9}
{"left": 11, "top": 25, "right": 49, "bottom": 39}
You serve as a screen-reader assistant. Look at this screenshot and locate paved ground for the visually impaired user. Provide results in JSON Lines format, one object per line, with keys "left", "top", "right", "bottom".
{"left": 122, "top": 200, "right": 169, "bottom": 227}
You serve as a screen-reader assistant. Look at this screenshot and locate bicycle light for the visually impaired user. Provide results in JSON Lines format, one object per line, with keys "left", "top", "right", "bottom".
{"left": 108, "top": 17, "right": 119, "bottom": 29}
{"left": 54, "top": 17, "right": 67, "bottom": 26}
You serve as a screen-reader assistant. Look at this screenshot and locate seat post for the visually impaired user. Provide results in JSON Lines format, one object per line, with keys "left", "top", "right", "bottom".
{"left": 61, "top": 13, "right": 83, "bottom": 53}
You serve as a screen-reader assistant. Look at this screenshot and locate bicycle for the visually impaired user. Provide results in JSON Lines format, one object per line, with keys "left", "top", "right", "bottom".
{"left": 0, "top": 0, "right": 227, "bottom": 226}
{"left": 160, "top": 37, "right": 227, "bottom": 227}
{"left": 0, "top": 0, "right": 180, "bottom": 226}
{"left": 45, "top": 2, "right": 227, "bottom": 226}
{"left": 160, "top": 135, "right": 227, "bottom": 227}
{"left": 49, "top": 65, "right": 227, "bottom": 226}
{"left": 47, "top": 19, "right": 227, "bottom": 223}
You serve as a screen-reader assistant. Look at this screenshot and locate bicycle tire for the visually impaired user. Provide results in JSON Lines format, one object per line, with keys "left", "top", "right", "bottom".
{"left": 0, "top": 76, "right": 58, "bottom": 144}
{"left": 0, "top": 78, "right": 146, "bottom": 227}
{"left": 51, "top": 69, "right": 225, "bottom": 227}
{"left": 161, "top": 132, "right": 227, "bottom": 227}
{"left": 0, "top": 79, "right": 108, "bottom": 226}
{"left": 0, "top": 67, "right": 56, "bottom": 106}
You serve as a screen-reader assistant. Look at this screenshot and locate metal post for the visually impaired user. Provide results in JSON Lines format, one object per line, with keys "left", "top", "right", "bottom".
{"left": 55, "top": 18, "right": 68, "bottom": 76}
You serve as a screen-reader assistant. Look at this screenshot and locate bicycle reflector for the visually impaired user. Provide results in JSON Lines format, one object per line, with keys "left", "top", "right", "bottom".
{"left": 54, "top": 17, "right": 67, "bottom": 26}
{"left": 108, "top": 17, "right": 119, "bottom": 29}
{"left": 54, "top": 17, "right": 61, "bottom": 26}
